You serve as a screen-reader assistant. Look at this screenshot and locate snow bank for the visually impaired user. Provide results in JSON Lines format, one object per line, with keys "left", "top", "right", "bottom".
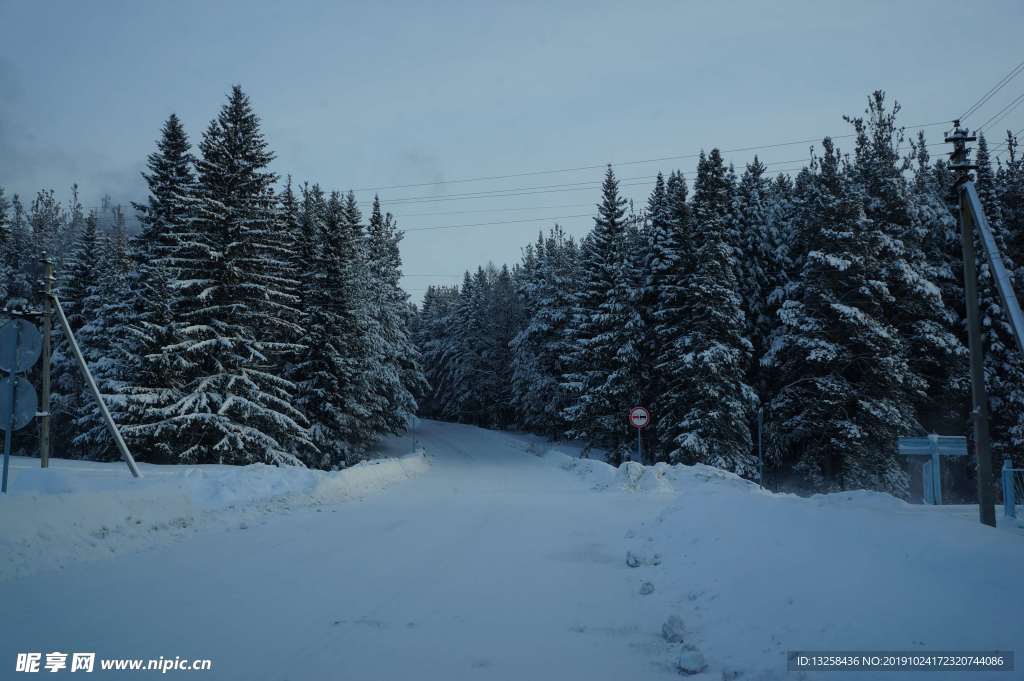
{"left": 537, "top": 445, "right": 763, "bottom": 497}
{"left": 0, "top": 451, "right": 429, "bottom": 581}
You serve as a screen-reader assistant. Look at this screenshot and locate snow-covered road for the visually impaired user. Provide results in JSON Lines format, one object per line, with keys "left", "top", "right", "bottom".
{"left": 2, "top": 420, "right": 1023, "bottom": 680}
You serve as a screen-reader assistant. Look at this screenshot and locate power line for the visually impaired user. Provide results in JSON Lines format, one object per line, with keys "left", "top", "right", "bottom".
{"left": 398, "top": 202, "right": 597, "bottom": 218}
{"left": 398, "top": 163, "right": 811, "bottom": 233}
{"left": 384, "top": 158, "right": 809, "bottom": 207}
{"left": 384, "top": 140, "right": 952, "bottom": 212}
{"left": 990, "top": 126, "right": 1024, "bottom": 153}
{"left": 403, "top": 213, "right": 594, "bottom": 233}
{"left": 353, "top": 121, "right": 948, "bottom": 194}
{"left": 960, "top": 58, "right": 1024, "bottom": 121}
{"left": 978, "top": 92, "right": 1024, "bottom": 133}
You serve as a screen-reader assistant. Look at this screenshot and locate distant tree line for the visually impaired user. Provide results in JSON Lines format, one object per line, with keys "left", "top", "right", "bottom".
{"left": 414, "top": 92, "right": 1024, "bottom": 497}
{"left": 0, "top": 86, "right": 426, "bottom": 469}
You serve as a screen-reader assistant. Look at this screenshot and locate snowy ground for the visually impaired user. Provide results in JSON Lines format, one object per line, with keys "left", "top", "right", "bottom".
{"left": 2, "top": 419, "right": 1022, "bottom": 680}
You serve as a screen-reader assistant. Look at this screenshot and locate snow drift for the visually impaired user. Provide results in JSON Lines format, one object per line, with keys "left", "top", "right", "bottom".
{"left": 1, "top": 451, "right": 429, "bottom": 581}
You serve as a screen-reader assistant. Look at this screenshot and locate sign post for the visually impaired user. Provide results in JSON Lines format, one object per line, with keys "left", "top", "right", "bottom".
{"left": 0, "top": 319, "right": 43, "bottom": 493}
{"left": 897, "top": 434, "right": 968, "bottom": 505}
{"left": 628, "top": 406, "right": 650, "bottom": 463}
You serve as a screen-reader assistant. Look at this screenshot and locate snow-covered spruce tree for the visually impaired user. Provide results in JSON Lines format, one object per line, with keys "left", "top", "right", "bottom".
{"left": 510, "top": 226, "right": 579, "bottom": 437}
{"left": 8, "top": 194, "right": 31, "bottom": 301}
{"left": 484, "top": 264, "right": 522, "bottom": 427}
{"left": 562, "top": 166, "right": 643, "bottom": 461}
{"left": 0, "top": 187, "right": 12, "bottom": 303}
{"left": 29, "top": 189, "right": 64, "bottom": 284}
{"left": 998, "top": 132, "right": 1024, "bottom": 276}
{"left": 49, "top": 211, "right": 103, "bottom": 457}
{"left": 973, "top": 134, "right": 1024, "bottom": 466}
{"left": 278, "top": 177, "right": 306, "bottom": 312}
{"left": 649, "top": 171, "right": 692, "bottom": 460}
{"left": 362, "top": 196, "right": 427, "bottom": 436}
{"left": 288, "top": 188, "right": 373, "bottom": 467}
{"left": 510, "top": 235, "right": 544, "bottom": 425}
{"left": 766, "top": 138, "right": 918, "bottom": 494}
{"left": 414, "top": 284, "right": 460, "bottom": 418}
{"left": 116, "top": 114, "right": 198, "bottom": 461}
{"left": 160, "top": 85, "right": 313, "bottom": 465}
{"left": 658, "top": 149, "right": 755, "bottom": 473}
{"left": 640, "top": 174, "right": 674, "bottom": 458}
{"left": 907, "top": 132, "right": 968, "bottom": 434}
{"left": 735, "top": 157, "right": 778, "bottom": 400}
{"left": 71, "top": 238, "right": 136, "bottom": 460}
{"left": 133, "top": 113, "right": 196, "bottom": 265}
{"left": 448, "top": 267, "right": 496, "bottom": 424}
{"left": 844, "top": 92, "right": 964, "bottom": 437}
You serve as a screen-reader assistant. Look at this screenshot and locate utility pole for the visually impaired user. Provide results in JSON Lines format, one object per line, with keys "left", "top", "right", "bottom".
{"left": 946, "top": 121, "right": 996, "bottom": 527}
{"left": 38, "top": 253, "right": 54, "bottom": 469}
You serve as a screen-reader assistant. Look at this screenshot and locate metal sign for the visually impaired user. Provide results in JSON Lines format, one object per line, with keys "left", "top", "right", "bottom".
{"left": 0, "top": 320, "right": 42, "bottom": 373}
{"left": 1, "top": 319, "right": 43, "bottom": 493}
{"left": 897, "top": 435, "right": 967, "bottom": 457}
{"left": 897, "top": 434, "right": 968, "bottom": 506}
{"left": 628, "top": 406, "right": 650, "bottom": 430}
{"left": 0, "top": 376, "right": 37, "bottom": 431}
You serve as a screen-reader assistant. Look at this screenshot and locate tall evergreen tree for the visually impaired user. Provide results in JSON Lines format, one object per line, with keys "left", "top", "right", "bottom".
{"left": 119, "top": 114, "right": 197, "bottom": 461}
{"left": 363, "top": 196, "right": 427, "bottom": 436}
{"left": 511, "top": 226, "right": 579, "bottom": 437}
{"left": 562, "top": 167, "right": 641, "bottom": 461}
{"left": 973, "top": 133, "right": 1024, "bottom": 465}
{"left": 767, "top": 139, "right": 917, "bottom": 494}
{"left": 158, "top": 86, "right": 312, "bottom": 465}
{"left": 289, "top": 188, "right": 373, "bottom": 467}
{"left": 659, "top": 149, "right": 755, "bottom": 472}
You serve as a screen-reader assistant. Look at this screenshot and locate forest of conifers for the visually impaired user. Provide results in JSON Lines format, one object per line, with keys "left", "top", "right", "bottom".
{"left": 413, "top": 92, "right": 1024, "bottom": 497}
{"left": 1, "top": 88, "right": 1022, "bottom": 497}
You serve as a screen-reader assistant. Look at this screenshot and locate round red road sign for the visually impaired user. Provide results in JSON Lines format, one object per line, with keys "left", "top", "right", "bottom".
{"left": 628, "top": 406, "right": 650, "bottom": 429}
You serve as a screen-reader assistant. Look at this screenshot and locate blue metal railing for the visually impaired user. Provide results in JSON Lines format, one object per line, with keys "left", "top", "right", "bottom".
{"left": 1003, "top": 459, "right": 1024, "bottom": 519}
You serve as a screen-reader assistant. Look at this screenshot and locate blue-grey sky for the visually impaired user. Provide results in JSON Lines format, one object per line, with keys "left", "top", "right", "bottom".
{"left": 1, "top": 0, "right": 1022, "bottom": 299}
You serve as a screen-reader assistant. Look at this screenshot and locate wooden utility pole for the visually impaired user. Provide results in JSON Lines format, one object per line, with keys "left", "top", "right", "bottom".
{"left": 946, "top": 121, "right": 996, "bottom": 527}
{"left": 38, "top": 253, "right": 54, "bottom": 468}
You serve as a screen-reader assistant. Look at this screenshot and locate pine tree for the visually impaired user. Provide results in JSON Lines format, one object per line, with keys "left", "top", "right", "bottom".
{"left": 767, "top": 139, "right": 917, "bottom": 494}
{"left": 363, "top": 196, "right": 427, "bottom": 436}
{"left": 289, "top": 188, "right": 373, "bottom": 467}
{"left": 133, "top": 113, "right": 195, "bottom": 264}
{"left": 510, "top": 226, "right": 579, "bottom": 437}
{"left": 974, "top": 133, "right": 1024, "bottom": 466}
{"left": 118, "top": 114, "right": 198, "bottom": 461}
{"left": 415, "top": 284, "right": 461, "bottom": 417}
{"left": 0, "top": 187, "right": 12, "bottom": 303}
{"left": 62, "top": 212, "right": 101, "bottom": 332}
{"left": 845, "top": 92, "right": 963, "bottom": 435}
{"left": 160, "top": 85, "right": 312, "bottom": 465}
{"left": 735, "top": 157, "right": 777, "bottom": 400}
{"left": 908, "top": 131, "right": 968, "bottom": 433}
{"left": 659, "top": 149, "right": 755, "bottom": 473}
{"left": 29, "top": 189, "right": 63, "bottom": 284}
{"left": 562, "top": 166, "right": 641, "bottom": 461}
{"left": 8, "top": 194, "right": 31, "bottom": 301}
{"left": 72, "top": 244, "right": 135, "bottom": 460}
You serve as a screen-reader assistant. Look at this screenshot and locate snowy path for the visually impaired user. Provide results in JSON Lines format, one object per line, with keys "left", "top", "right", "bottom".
{"left": 1, "top": 422, "right": 678, "bottom": 680}
{"left": 2, "top": 420, "right": 1023, "bottom": 680}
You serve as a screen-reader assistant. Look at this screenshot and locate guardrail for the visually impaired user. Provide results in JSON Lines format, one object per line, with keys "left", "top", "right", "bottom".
{"left": 1002, "top": 459, "right": 1024, "bottom": 519}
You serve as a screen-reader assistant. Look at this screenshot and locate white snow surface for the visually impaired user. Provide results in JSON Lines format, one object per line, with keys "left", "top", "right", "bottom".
{"left": 2, "top": 419, "right": 1022, "bottom": 680}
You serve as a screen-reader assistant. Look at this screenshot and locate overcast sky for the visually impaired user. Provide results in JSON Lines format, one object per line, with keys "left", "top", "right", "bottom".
{"left": 1, "top": 0, "right": 1022, "bottom": 299}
